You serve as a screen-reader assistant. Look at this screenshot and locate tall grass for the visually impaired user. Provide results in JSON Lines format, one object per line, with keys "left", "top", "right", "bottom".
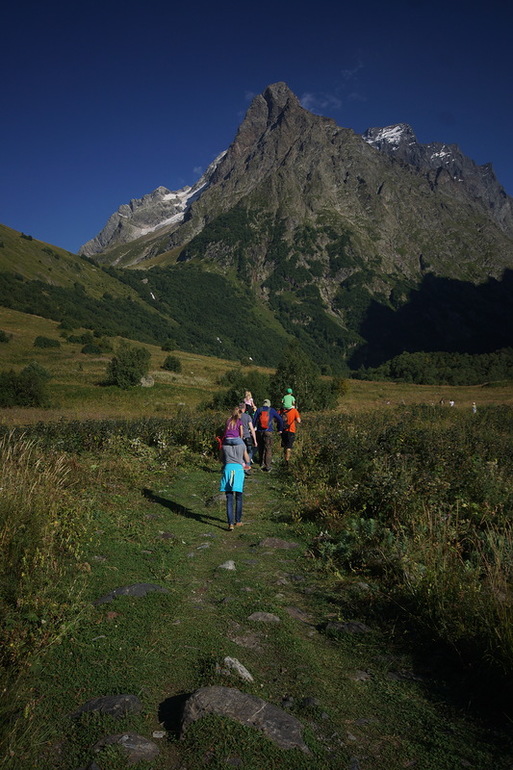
{"left": 0, "top": 433, "right": 91, "bottom": 666}
{"left": 0, "top": 432, "right": 93, "bottom": 763}
{"left": 289, "top": 405, "right": 513, "bottom": 684}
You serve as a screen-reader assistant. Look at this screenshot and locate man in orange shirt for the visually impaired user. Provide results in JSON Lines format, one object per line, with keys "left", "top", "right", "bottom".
{"left": 280, "top": 405, "right": 301, "bottom": 465}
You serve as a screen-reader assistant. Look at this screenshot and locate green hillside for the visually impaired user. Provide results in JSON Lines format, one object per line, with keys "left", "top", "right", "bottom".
{"left": 0, "top": 224, "right": 139, "bottom": 298}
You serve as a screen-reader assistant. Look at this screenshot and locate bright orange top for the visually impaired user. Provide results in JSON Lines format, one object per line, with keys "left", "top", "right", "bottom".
{"left": 283, "top": 408, "right": 301, "bottom": 433}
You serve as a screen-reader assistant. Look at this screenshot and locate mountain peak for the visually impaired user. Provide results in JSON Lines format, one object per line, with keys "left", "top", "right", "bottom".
{"left": 363, "top": 123, "right": 417, "bottom": 150}
{"left": 263, "top": 81, "right": 299, "bottom": 109}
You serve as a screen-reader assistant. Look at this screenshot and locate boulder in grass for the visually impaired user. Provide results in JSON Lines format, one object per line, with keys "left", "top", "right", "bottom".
{"left": 181, "top": 686, "right": 309, "bottom": 753}
{"left": 248, "top": 611, "right": 281, "bottom": 623}
{"left": 93, "top": 732, "right": 159, "bottom": 764}
{"left": 94, "top": 583, "right": 169, "bottom": 605}
{"left": 223, "top": 657, "right": 254, "bottom": 683}
{"left": 71, "top": 694, "right": 142, "bottom": 719}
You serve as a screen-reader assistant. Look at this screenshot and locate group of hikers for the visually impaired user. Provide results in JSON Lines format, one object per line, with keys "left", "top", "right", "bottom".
{"left": 218, "top": 389, "right": 301, "bottom": 530}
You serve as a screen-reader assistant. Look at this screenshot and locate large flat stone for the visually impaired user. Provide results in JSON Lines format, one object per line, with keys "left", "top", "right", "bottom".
{"left": 94, "top": 583, "right": 169, "bottom": 605}
{"left": 93, "top": 732, "right": 159, "bottom": 764}
{"left": 71, "top": 694, "right": 142, "bottom": 719}
{"left": 181, "top": 686, "right": 309, "bottom": 753}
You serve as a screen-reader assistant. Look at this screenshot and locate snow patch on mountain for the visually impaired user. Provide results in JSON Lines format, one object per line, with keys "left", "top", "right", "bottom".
{"left": 79, "top": 150, "right": 226, "bottom": 256}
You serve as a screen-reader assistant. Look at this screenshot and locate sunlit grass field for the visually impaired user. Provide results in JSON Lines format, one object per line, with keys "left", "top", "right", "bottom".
{"left": 1, "top": 304, "right": 513, "bottom": 427}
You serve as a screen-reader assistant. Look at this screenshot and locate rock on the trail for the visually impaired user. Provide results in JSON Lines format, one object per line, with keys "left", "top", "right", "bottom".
{"left": 218, "top": 560, "right": 236, "bottom": 570}
{"left": 284, "top": 606, "right": 314, "bottom": 624}
{"left": 347, "top": 670, "right": 372, "bottom": 681}
{"left": 181, "top": 686, "right": 310, "bottom": 753}
{"left": 248, "top": 611, "right": 281, "bottom": 623}
{"left": 223, "top": 656, "right": 254, "bottom": 682}
{"left": 258, "top": 537, "right": 300, "bottom": 550}
{"left": 70, "top": 694, "right": 142, "bottom": 719}
{"left": 93, "top": 732, "right": 159, "bottom": 764}
{"left": 94, "top": 583, "right": 169, "bottom": 605}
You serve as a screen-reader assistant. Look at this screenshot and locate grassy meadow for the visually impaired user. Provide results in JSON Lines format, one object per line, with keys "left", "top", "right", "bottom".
{"left": 3, "top": 306, "right": 513, "bottom": 767}
{"left": 1, "top": 305, "right": 513, "bottom": 426}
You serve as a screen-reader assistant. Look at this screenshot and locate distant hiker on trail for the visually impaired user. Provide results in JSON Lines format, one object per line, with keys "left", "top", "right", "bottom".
{"left": 239, "top": 402, "right": 257, "bottom": 468}
{"left": 244, "top": 390, "right": 257, "bottom": 415}
{"left": 472, "top": 401, "right": 477, "bottom": 414}
{"left": 281, "top": 388, "right": 296, "bottom": 409}
{"left": 219, "top": 442, "right": 250, "bottom": 531}
{"left": 223, "top": 407, "right": 244, "bottom": 446}
{"left": 253, "top": 399, "right": 283, "bottom": 472}
{"left": 281, "top": 404, "right": 301, "bottom": 466}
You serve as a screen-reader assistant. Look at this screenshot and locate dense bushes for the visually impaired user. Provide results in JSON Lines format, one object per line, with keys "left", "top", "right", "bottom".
{"left": 355, "top": 348, "right": 513, "bottom": 385}
{"left": 162, "top": 355, "right": 181, "bottom": 372}
{"left": 269, "top": 342, "right": 346, "bottom": 410}
{"left": 105, "top": 343, "right": 151, "bottom": 388}
{"left": 0, "top": 363, "right": 51, "bottom": 407}
{"left": 3, "top": 410, "right": 222, "bottom": 457}
{"left": 288, "top": 405, "right": 513, "bottom": 683}
{"left": 209, "top": 345, "right": 347, "bottom": 411}
{"left": 208, "top": 368, "right": 271, "bottom": 409}
{"left": 33, "top": 335, "right": 60, "bottom": 349}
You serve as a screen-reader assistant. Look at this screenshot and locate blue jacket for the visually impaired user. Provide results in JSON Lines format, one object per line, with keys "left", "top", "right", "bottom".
{"left": 253, "top": 406, "right": 283, "bottom": 432}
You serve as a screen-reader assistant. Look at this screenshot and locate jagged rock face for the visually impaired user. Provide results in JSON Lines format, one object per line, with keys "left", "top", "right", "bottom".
{"left": 363, "top": 123, "right": 513, "bottom": 236}
{"left": 66, "top": 82, "right": 513, "bottom": 369}
{"left": 83, "top": 82, "right": 513, "bottom": 286}
{"left": 79, "top": 82, "right": 513, "bottom": 368}
{"left": 173, "top": 83, "right": 513, "bottom": 284}
{"left": 79, "top": 152, "right": 226, "bottom": 259}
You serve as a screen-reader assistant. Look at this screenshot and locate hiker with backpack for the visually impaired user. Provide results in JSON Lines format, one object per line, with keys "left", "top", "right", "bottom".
{"left": 239, "top": 402, "right": 257, "bottom": 468}
{"left": 253, "top": 399, "right": 283, "bottom": 472}
{"left": 281, "top": 404, "right": 301, "bottom": 466}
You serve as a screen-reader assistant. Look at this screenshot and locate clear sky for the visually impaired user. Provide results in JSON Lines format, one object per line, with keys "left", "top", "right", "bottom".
{"left": 2, "top": 0, "right": 512, "bottom": 254}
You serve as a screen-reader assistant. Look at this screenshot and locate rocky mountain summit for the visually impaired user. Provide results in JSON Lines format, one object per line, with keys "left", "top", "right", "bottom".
{"left": 80, "top": 82, "right": 513, "bottom": 270}
{"left": 79, "top": 151, "right": 226, "bottom": 260}
{"left": 73, "top": 82, "right": 513, "bottom": 368}
{"left": 363, "top": 123, "right": 513, "bottom": 236}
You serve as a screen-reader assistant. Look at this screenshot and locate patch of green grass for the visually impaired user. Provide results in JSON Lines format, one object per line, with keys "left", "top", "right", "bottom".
{"left": 2, "top": 426, "right": 513, "bottom": 768}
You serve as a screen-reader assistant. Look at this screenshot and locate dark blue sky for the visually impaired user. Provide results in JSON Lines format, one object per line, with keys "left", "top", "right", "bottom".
{"left": 2, "top": 0, "right": 512, "bottom": 253}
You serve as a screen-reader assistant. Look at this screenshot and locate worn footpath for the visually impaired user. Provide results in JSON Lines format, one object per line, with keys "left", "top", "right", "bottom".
{"left": 21, "top": 459, "right": 513, "bottom": 770}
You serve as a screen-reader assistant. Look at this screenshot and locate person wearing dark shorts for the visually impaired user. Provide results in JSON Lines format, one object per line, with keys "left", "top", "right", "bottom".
{"left": 281, "top": 406, "right": 301, "bottom": 465}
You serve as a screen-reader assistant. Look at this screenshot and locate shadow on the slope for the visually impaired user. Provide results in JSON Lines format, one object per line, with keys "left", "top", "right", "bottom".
{"left": 142, "top": 488, "right": 225, "bottom": 530}
{"left": 158, "top": 693, "right": 190, "bottom": 738}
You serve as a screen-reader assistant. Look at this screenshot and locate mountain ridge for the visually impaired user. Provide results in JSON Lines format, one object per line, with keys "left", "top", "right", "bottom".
{"left": 4, "top": 83, "right": 513, "bottom": 372}
{"left": 79, "top": 82, "right": 513, "bottom": 263}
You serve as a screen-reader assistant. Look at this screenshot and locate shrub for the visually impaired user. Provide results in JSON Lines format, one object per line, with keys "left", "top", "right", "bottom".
{"left": 289, "top": 406, "right": 513, "bottom": 685}
{"left": 81, "top": 344, "right": 103, "bottom": 355}
{"left": 105, "top": 342, "right": 151, "bottom": 389}
{"left": 269, "top": 341, "right": 340, "bottom": 410}
{"left": 0, "top": 363, "right": 51, "bottom": 407}
{"left": 162, "top": 355, "right": 182, "bottom": 373}
{"left": 208, "top": 368, "right": 271, "bottom": 409}
{"left": 0, "top": 330, "right": 10, "bottom": 343}
{"left": 33, "top": 336, "right": 60, "bottom": 349}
